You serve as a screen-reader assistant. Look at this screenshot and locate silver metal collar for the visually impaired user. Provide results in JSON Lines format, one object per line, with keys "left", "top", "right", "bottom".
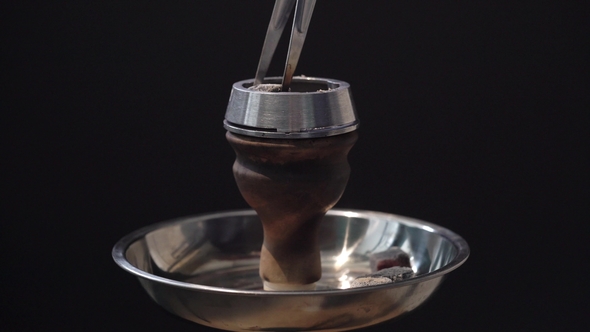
{"left": 224, "top": 76, "right": 359, "bottom": 139}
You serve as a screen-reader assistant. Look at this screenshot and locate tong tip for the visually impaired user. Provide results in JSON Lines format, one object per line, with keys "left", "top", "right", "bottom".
{"left": 254, "top": 0, "right": 316, "bottom": 91}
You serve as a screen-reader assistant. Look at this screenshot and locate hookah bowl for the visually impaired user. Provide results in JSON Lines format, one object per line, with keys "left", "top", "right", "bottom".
{"left": 225, "top": 76, "right": 359, "bottom": 290}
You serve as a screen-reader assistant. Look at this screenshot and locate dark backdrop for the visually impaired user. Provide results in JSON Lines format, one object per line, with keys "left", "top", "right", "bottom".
{"left": 4, "top": 1, "right": 588, "bottom": 331}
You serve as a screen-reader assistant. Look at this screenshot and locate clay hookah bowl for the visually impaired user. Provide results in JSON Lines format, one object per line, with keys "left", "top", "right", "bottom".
{"left": 224, "top": 76, "right": 359, "bottom": 290}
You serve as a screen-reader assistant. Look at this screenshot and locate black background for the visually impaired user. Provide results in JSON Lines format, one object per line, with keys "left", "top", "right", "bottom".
{"left": 3, "top": 1, "right": 588, "bottom": 331}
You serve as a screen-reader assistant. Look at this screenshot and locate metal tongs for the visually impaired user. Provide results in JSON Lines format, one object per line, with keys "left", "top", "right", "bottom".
{"left": 254, "top": 0, "right": 317, "bottom": 91}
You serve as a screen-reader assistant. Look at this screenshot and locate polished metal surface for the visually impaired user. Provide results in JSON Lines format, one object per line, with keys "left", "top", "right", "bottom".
{"left": 254, "top": 0, "right": 295, "bottom": 86}
{"left": 113, "top": 209, "right": 469, "bottom": 331}
{"left": 281, "top": 0, "right": 316, "bottom": 91}
{"left": 253, "top": 0, "right": 317, "bottom": 92}
{"left": 224, "top": 76, "right": 359, "bottom": 139}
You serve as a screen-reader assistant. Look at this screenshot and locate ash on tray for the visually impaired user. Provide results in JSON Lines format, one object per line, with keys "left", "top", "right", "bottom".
{"left": 350, "top": 247, "right": 414, "bottom": 288}
{"left": 350, "top": 267, "right": 414, "bottom": 288}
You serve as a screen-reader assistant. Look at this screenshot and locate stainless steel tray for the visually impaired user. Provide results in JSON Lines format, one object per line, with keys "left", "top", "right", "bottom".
{"left": 113, "top": 209, "right": 469, "bottom": 331}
